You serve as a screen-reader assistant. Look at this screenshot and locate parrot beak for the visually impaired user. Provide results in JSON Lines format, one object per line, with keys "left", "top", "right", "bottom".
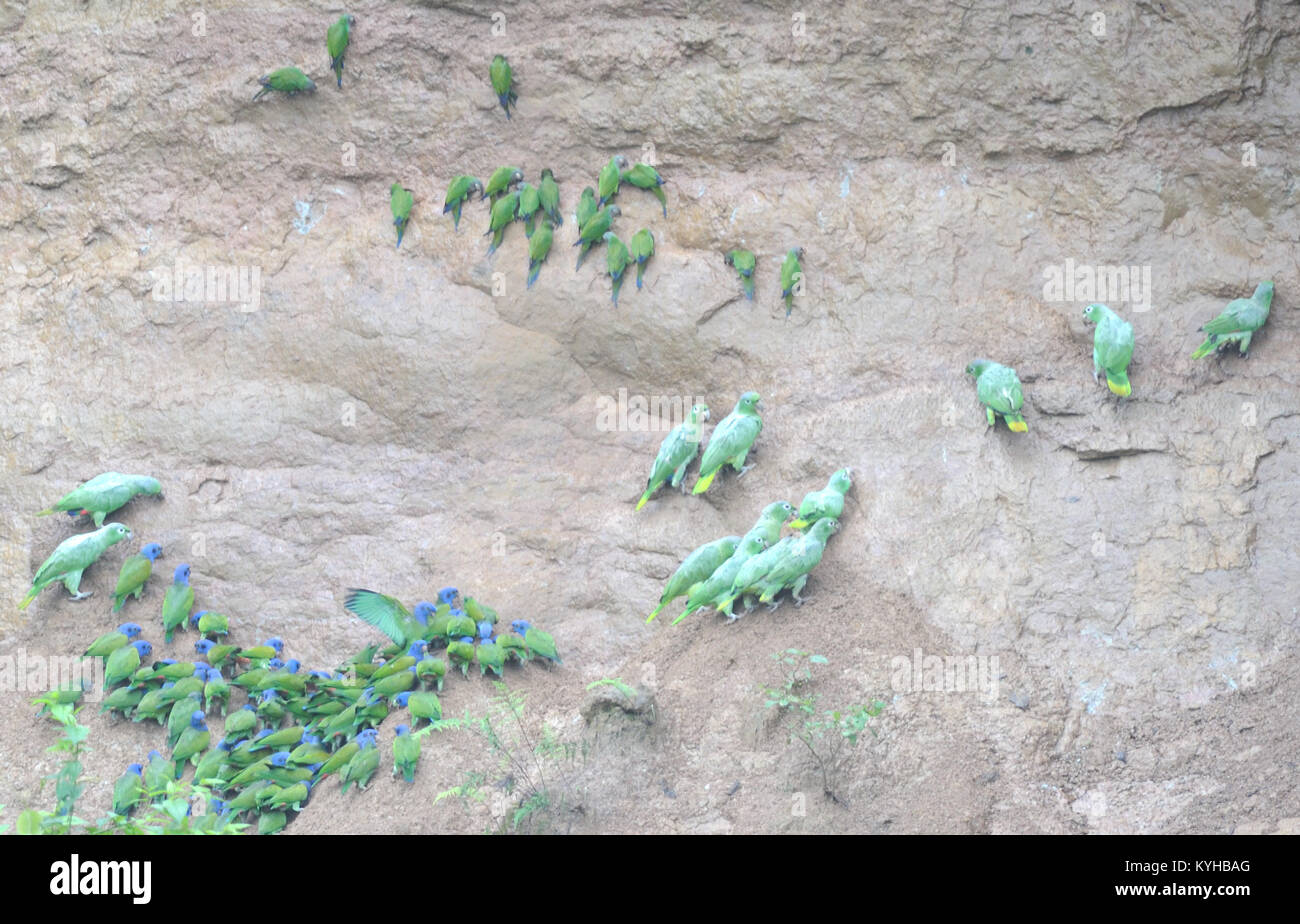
{"left": 125, "top": 529, "right": 134, "bottom": 539}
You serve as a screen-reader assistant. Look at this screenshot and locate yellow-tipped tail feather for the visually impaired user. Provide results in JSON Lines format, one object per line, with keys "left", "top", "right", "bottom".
{"left": 635, "top": 491, "right": 651, "bottom": 511}
{"left": 1106, "top": 372, "right": 1131, "bottom": 397}
{"left": 646, "top": 602, "right": 664, "bottom": 623}
{"left": 35, "top": 507, "right": 56, "bottom": 517}
{"left": 18, "top": 587, "right": 38, "bottom": 610}
{"left": 1191, "top": 337, "right": 1216, "bottom": 359}
{"left": 788, "top": 518, "right": 810, "bottom": 530}
{"left": 691, "top": 469, "right": 717, "bottom": 495}
{"left": 1006, "top": 415, "right": 1028, "bottom": 433}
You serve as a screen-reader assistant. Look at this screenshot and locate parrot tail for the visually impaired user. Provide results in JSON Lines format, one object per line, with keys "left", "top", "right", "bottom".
{"left": 1190, "top": 336, "right": 1217, "bottom": 359}
{"left": 395, "top": 227, "right": 405, "bottom": 249}
{"left": 646, "top": 601, "right": 665, "bottom": 623}
{"left": 18, "top": 587, "right": 39, "bottom": 610}
{"left": 742, "top": 277, "right": 754, "bottom": 300}
{"left": 35, "top": 507, "right": 57, "bottom": 517}
{"left": 635, "top": 489, "right": 653, "bottom": 511}
{"left": 527, "top": 264, "right": 541, "bottom": 289}
{"left": 1105, "top": 370, "right": 1131, "bottom": 397}
{"left": 670, "top": 604, "right": 699, "bottom": 626}
{"left": 636, "top": 264, "right": 645, "bottom": 290}
{"left": 1005, "top": 414, "right": 1029, "bottom": 433}
{"left": 692, "top": 469, "right": 718, "bottom": 494}
{"left": 111, "top": 596, "right": 125, "bottom": 614}
{"left": 611, "top": 279, "right": 623, "bottom": 306}
{"left": 789, "top": 518, "right": 810, "bottom": 530}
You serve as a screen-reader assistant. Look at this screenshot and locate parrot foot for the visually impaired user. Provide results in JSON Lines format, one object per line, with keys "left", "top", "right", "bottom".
{"left": 69, "top": 591, "right": 94, "bottom": 601}
{"left": 736, "top": 464, "right": 754, "bottom": 479}
{"left": 765, "top": 601, "right": 781, "bottom": 611}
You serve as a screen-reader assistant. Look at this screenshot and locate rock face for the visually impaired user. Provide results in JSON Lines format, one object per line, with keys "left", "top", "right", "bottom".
{"left": 0, "top": 1, "right": 1297, "bottom": 833}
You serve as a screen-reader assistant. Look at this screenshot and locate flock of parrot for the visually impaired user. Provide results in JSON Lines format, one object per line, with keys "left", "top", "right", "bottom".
{"left": 966, "top": 282, "right": 1275, "bottom": 432}
{"left": 251, "top": 16, "right": 809, "bottom": 310}
{"left": 21, "top": 471, "right": 562, "bottom": 834}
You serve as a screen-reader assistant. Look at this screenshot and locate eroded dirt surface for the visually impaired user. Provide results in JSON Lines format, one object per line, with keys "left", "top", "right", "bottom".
{"left": 1, "top": 0, "right": 1297, "bottom": 833}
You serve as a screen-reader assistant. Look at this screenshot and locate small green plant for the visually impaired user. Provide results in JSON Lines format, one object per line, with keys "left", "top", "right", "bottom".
{"left": 424, "top": 682, "right": 586, "bottom": 834}
{"left": 19, "top": 696, "right": 246, "bottom": 835}
{"left": 760, "top": 649, "right": 886, "bottom": 805}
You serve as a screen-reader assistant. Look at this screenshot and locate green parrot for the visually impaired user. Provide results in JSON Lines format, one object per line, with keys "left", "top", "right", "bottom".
{"left": 392, "top": 724, "right": 420, "bottom": 781}
{"left": 318, "top": 738, "right": 361, "bottom": 778}
{"left": 204, "top": 669, "right": 230, "bottom": 715}
{"left": 142, "top": 750, "right": 171, "bottom": 799}
{"left": 490, "top": 54, "right": 517, "bottom": 118}
{"left": 20, "top": 522, "right": 132, "bottom": 609}
{"left": 745, "top": 500, "right": 796, "bottom": 546}
{"left": 101, "top": 686, "right": 144, "bottom": 715}
{"left": 672, "top": 534, "right": 769, "bottom": 624}
{"left": 597, "top": 155, "right": 630, "bottom": 206}
{"left": 160, "top": 563, "right": 195, "bottom": 643}
{"left": 133, "top": 687, "right": 174, "bottom": 725}
{"left": 724, "top": 518, "right": 839, "bottom": 613}
{"left": 539, "top": 169, "right": 562, "bottom": 226}
{"left": 257, "top": 811, "right": 288, "bottom": 835}
{"left": 267, "top": 780, "right": 312, "bottom": 811}
{"left": 171, "top": 711, "right": 211, "bottom": 778}
{"left": 511, "top": 621, "right": 561, "bottom": 665}
{"left": 167, "top": 693, "right": 204, "bottom": 748}
{"left": 104, "top": 640, "right": 151, "bottom": 689}
{"left": 789, "top": 468, "right": 853, "bottom": 531}
{"left": 780, "top": 247, "right": 804, "bottom": 316}
{"left": 443, "top": 175, "right": 483, "bottom": 231}
{"left": 447, "top": 639, "right": 476, "bottom": 677}
{"left": 725, "top": 249, "right": 756, "bottom": 300}
{"left": 223, "top": 779, "right": 272, "bottom": 812}
{"left": 415, "top": 655, "right": 446, "bottom": 690}
{"left": 646, "top": 534, "right": 739, "bottom": 622}
{"left": 464, "top": 596, "right": 498, "bottom": 625}
{"left": 250, "top": 724, "right": 307, "bottom": 752}
{"left": 390, "top": 182, "right": 414, "bottom": 248}
{"left": 518, "top": 183, "right": 542, "bottom": 236}
{"left": 445, "top": 613, "right": 477, "bottom": 641}
{"left": 110, "top": 541, "right": 160, "bottom": 613}
{"left": 190, "top": 741, "right": 231, "bottom": 787}
{"left": 37, "top": 472, "right": 161, "bottom": 528}
{"left": 476, "top": 639, "right": 507, "bottom": 677}
{"left": 966, "top": 359, "right": 1029, "bottom": 432}
{"left": 693, "top": 392, "right": 763, "bottom": 494}
{"left": 1191, "top": 281, "right": 1273, "bottom": 359}
{"left": 575, "top": 186, "right": 597, "bottom": 230}
{"left": 483, "top": 166, "right": 524, "bottom": 202}
{"left": 605, "top": 232, "right": 629, "bottom": 305}
{"left": 193, "top": 610, "right": 229, "bottom": 637}
{"left": 1081, "top": 303, "right": 1135, "bottom": 396}
{"left": 327, "top": 15, "right": 355, "bottom": 89}
{"left": 527, "top": 219, "right": 554, "bottom": 289}
{"left": 485, "top": 190, "right": 520, "bottom": 256}
{"left": 223, "top": 704, "right": 258, "bottom": 742}
{"left": 495, "top": 633, "right": 530, "bottom": 665}
{"left": 340, "top": 730, "right": 381, "bottom": 792}
{"left": 371, "top": 666, "right": 417, "bottom": 699}
{"left": 345, "top": 589, "right": 435, "bottom": 649}
{"left": 112, "top": 763, "right": 144, "bottom": 816}
{"left": 637, "top": 403, "right": 709, "bottom": 511}
{"left": 629, "top": 228, "right": 655, "bottom": 290}
{"left": 621, "top": 163, "right": 667, "bottom": 217}
{"left": 253, "top": 66, "right": 316, "bottom": 100}
{"left": 84, "top": 622, "right": 142, "bottom": 659}
{"left": 403, "top": 690, "right": 443, "bottom": 726}
{"left": 712, "top": 535, "right": 794, "bottom": 617}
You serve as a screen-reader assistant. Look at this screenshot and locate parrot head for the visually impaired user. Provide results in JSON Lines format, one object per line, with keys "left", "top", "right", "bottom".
{"left": 965, "top": 359, "right": 993, "bottom": 379}
{"left": 510, "top": 169, "right": 524, "bottom": 185}
{"left": 614, "top": 154, "right": 630, "bottom": 170}
{"left": 395, "top": 692, "right": 411, "bottom": 707}
{"left": 283, "top": 659, "right": 301, "bottom": 674}
{"left": 260, "top": 690, "right": 279, "bottom": 702}
{"left": 395, "top": 724, "right": 410, "bottom": 736}
{"left": 266, "top": 638, "right": 285, "bottom": 654}
{"left": 108, "top": 523, "right": 133, "bottom": 541}
{"left": 413, "top": 601, "right": 435, "bottom": 625}
{"left": 206, "top": 668, "right": 223, "bottom": 681}
{"left": 608, "top": 205, "right": 622, "bottom": 218}
{"left": 195, "top": 639, "right": 213, "bottom": 655}
{"left": 1082, "top": 303, "right": 1108, "bottom": 325}
{"left": 173, "top": 563, "right": 191, "bottom": 584}
{"left": 118, "top": 622, "right": 143, "bottom": 638}
{"left": 438, "top": 587, "right": 460, "bottom": 606}
{"left": 407, "top": 640, "right": 428, "bottom": 657}
{"left": 510, "top": 619, "right": 531, "bottom": 636}
{"left": 267, "top": 658, "right": 284, "bottom": 670}
{"left": 189, "top": 711, "right": 206, "bottom": 729}
{"left": 132, "top": 640, "right": 153, "bottom": 659}
{"left": 127, "top": 763, "right": 143, "bottom": 776}
{"left": 477, "top": 621, "right": 493, "bottom": 640}
{"left": 738, "top": 391, "right": 761, "bottom": 412}
{"left": 469, "top": 179, "right": 484, "bottom": 197}
{"left": 147, "top": 750, "right": 162, "bottom": 761}
{"left": 140, "top": 542, "right": 163, "bottom": 560}
{"left": 136, "top": 477, "right": 163, "bottom": 496}
{"left": 357, "top": 729, "right": 378, "bottom": 749}
{"left": 270, "top": 752, "right": 290, "bottom": 767}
